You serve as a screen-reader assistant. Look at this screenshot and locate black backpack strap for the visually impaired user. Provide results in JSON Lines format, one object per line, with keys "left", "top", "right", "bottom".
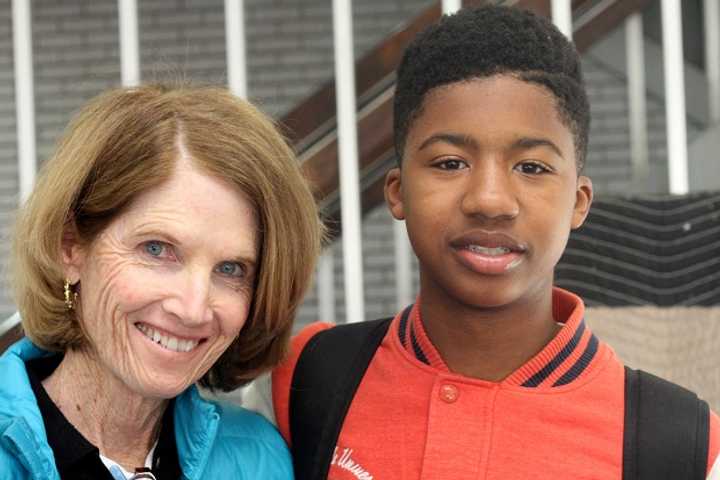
{"left": 289, "top": 314, "right": 398, "bottom": 480}
{"left": 623, "top": 367, "right": 710, "bottom": 480}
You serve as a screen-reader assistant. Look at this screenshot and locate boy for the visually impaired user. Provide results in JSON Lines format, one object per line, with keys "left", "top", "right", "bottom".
{"left": 245, "top": 5, "right": 719, "bottom": 479}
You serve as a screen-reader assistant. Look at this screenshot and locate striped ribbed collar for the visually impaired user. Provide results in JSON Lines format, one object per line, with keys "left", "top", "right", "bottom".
{"left": 396, "top": 288, "right": 601, "bottom": 388}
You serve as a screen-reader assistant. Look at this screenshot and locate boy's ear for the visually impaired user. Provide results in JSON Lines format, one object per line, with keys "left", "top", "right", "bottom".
{"left": 384, "top": 167, "right": 405, "bottom": 220}
{"left": 61, "top": 222, "right": 86, "bottom": 284}
{"left": 571, "top": 175, "right": 593, "bottom": 229}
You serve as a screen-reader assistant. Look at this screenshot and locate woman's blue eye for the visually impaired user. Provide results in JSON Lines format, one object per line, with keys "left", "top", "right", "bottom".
{"left": 145, "top": 241, "right": 165, "bottom": 257}
{"left": 217, "top": 261, "right": 244, "bottom": 278}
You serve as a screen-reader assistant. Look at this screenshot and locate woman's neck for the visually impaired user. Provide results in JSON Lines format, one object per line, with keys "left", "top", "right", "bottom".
{"left": 42, "top": 347, "right": 167, "bottom": 471}
{"left": 419, "top": 284, "right": 560, "bottom": 382}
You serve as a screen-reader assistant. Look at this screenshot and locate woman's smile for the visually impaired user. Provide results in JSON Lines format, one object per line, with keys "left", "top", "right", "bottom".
{"left": 134, "top": 322, "right": 205, "bottom": 353}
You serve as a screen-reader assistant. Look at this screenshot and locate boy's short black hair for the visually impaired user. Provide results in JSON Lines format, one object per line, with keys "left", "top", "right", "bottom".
{"left": 393, "top": 5, "right": 590, "bottom": 170}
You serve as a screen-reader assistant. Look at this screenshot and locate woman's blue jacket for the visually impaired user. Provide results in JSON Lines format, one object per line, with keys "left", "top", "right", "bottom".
{"left": 0, "top": 338, "right": 293, "bottom": 479}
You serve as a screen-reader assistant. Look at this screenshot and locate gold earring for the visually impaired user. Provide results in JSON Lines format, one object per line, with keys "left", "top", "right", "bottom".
{"left": 64, "top": 279, "right": 77, "bottom": 310}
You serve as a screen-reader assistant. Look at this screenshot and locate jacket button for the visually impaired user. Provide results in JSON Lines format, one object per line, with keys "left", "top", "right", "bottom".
{"left": 439, "top": 384, "right": 459, "bottom": 403}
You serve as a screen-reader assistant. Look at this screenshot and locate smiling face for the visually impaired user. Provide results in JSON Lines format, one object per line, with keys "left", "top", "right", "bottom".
{"left": 385, "top": 75, "right": 592, "bottom": 311}
{"left": 63, "top": 159, "right": 258, "bottom": 399}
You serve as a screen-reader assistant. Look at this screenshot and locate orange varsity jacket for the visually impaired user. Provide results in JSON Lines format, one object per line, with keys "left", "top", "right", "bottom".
{"left": 271, "top": 288, "right": 720, "bottom": 479}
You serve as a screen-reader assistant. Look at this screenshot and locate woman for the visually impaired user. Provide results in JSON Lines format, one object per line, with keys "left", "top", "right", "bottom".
{"left": 0, "top": 84, "right": 322, "bottom": 479}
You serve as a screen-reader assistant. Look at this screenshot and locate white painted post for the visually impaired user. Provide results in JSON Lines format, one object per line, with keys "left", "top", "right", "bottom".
{"left": 661, "top": 0, "right": 689, "bottom": 194}
{"left": 225, "top": 0, "right": 248, "bottom": 98}
{"left": 626, "top": 13, "right": 650, "bottom": 185}
{"left": 12, "top": 0, "right": 36, "bottom": 203}
{"left": 704, "top": 0, "right": 720, "bottom": 123}
{"left": 332, "top": 0, "right": 365, "bottom": 323}
{"left": 397, "top": 0, "right": 446, "bottom": 311}
{"left": 118, "top": 0, "right": 140, "bottom": 86}
{"left": 551, "top": 0, "right": 573, "bottom": 38}
{"left": 442, "top": 0, "right": 462, "bottom": 15}
{"left": 394, "top": 221, "right": 413, "bottom": 310}
{"left": 317, "top": 251, "right": 336, "bottom": 323}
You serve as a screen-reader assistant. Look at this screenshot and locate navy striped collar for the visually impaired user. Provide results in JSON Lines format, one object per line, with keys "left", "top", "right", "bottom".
{"left": 395, "top": 289, "right": 601, "bottom": 388}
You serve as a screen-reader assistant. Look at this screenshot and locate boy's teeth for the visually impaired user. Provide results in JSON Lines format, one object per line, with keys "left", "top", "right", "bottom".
{"left": 136, "top": 323, "right": 199, "bottom": 353}
{"left": 467, "top": 245, "right": 511, "bottom": 256}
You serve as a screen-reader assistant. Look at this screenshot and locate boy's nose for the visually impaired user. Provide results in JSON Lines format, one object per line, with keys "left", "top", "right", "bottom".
{"left": 460, "top": 164, "right": 520, "bottom": 221}
{"left": 161, "top": 271, "right": 214, "bottom": 326}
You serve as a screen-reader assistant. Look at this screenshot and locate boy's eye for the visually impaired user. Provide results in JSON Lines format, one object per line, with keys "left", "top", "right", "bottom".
{"left": 435, "top": 158, "right": 468, "bottom": 170}
{"left": 216, "top": 261, "right": 245, "bottom": 279}
{"left": 516, "top": 161, "right": 550, "bottom": 175}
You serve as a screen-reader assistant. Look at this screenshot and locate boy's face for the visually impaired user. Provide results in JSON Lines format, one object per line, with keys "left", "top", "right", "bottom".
{"left": 385, "top": 75, "right": 592, "bottom": 310}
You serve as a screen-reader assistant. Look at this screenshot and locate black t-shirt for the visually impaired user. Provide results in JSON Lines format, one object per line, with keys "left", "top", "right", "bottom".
{"left": 25, "top": 355, "right": 181, "bottom": 480}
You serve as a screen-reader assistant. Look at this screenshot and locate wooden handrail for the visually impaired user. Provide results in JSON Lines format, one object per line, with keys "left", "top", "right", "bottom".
{"left": 284, "top": 0, "right": 557, "bottom": 155}
{"left": 282, "top": 3, "right": 442, "bottom": 153}
{"left": 574, "top": 0, "right": 653, "bottom": 52}
{"left": 0, "top": 324, "right": 23, "bottom": 354}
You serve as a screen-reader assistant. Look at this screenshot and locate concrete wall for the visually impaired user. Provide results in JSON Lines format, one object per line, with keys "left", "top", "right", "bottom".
{"left": 586, "top": 18, "right": 712, "bottom": 192}
{"left": 586, "top": 306, "right": 720, "bottom": 412}
{"left": 689, "top": 125, "right": 720, "bottom": 191}
{"left": 0, "top": 2, "right": 17, "bottom": 323}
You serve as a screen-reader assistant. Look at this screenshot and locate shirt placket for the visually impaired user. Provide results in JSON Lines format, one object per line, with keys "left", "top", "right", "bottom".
{"left": 419, "top": 376, "right": 497, "bottom": 480}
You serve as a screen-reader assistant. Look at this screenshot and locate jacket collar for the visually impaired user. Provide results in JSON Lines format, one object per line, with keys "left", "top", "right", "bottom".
{"left": 173, "top": 386, "right": 221, "bottom": 479}
{"left": 0, "top": 338, "right": 61, "bottom": 479}
{"left": 396, "top": 288, "right": 601, "bottom": 388}
{"left": 0, "top": 338, "right": 222, "bottom": 480}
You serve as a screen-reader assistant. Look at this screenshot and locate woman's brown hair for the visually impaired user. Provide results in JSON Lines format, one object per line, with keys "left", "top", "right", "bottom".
{"left": 12, "top": 84, "right": 322, "bottom": 390}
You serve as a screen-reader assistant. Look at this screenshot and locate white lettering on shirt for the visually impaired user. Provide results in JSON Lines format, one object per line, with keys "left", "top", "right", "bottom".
{"left": 331, "top": 446, "right": 374, "bottom": 480}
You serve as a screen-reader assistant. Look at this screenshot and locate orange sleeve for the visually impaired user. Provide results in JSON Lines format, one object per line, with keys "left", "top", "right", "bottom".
{"left": 271, "top": 321, "right": 334, "bottom": 446}
{"left": 708, "top": 410, "right": 720, "bottom": 473}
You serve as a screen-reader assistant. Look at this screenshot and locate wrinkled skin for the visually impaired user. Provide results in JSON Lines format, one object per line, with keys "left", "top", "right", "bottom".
{"left": 63, "top": 157, "right": 258, "bottom": 399}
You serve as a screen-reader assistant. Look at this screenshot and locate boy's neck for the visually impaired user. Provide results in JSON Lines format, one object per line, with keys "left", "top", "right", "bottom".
{"left": 418, "top": 285, "right": 560, "bottom": 382}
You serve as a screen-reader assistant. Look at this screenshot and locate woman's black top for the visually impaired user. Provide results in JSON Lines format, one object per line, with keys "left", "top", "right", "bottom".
{"left": 25, "top": 355, "right": 181, "bottom": 480}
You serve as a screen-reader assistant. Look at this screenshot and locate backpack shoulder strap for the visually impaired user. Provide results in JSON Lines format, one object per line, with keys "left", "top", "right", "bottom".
{"left": 289, "top": 314, "right": 397, "bottom": 480}
{"left": 623, "top": 366, "right": 710, "bottom": 480}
